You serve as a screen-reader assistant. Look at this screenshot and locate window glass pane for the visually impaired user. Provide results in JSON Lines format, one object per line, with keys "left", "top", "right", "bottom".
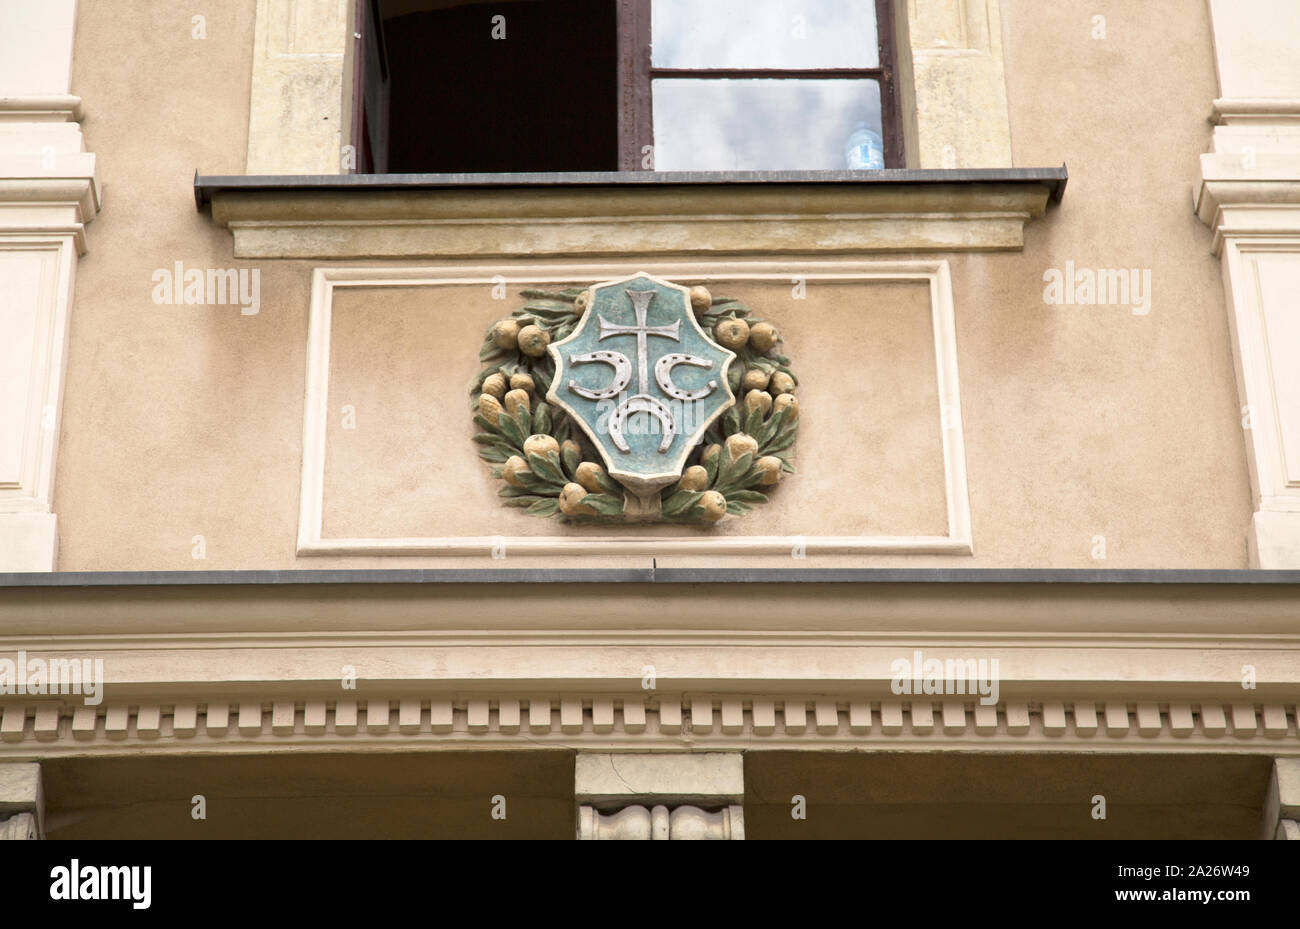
{"left": 652, "top": 0, "right": 879, "bottom": 69}
{"left": 652, "top": 78, "right": 882, "bottom": 171}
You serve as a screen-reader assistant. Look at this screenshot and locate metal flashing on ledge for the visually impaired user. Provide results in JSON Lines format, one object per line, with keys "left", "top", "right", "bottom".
{"left": 1, "top": 567, "right": 1297, "bottom": 589}
{"left": 193, "top": 166, "right": 1068, "bottom": 211}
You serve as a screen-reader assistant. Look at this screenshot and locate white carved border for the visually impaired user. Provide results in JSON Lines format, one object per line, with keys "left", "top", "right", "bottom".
{"left": 0, "top": 239, "right": 74, "bottom": 512}
{"left": 1225, "top": 238, "right": 1300, "bottom": 505}
{"left": 1, "top": 696, "right": 1296, "bottom": 758}
{"left": 296, "top": 259, "right": 973, "bottom": 557}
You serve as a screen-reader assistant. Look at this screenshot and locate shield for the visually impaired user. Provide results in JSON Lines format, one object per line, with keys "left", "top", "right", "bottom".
{"left": 546, "top": 273, "right": 737, "bottom": 496}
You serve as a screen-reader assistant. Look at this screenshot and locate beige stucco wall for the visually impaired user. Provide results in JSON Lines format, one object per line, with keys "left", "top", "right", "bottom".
{"left": 54, "top": 0, "right": 1251, "bottom": 571}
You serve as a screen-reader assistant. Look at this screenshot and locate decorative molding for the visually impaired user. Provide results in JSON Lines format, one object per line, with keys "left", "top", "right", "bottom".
{"left": 0, "top": 761, "right": 42, "bottom": 838}
{"left": 298, "top": 259, "right": 973, "bottom": 557}
{"left": 208, "top": 181, "right": 1053, "bottom": 258}
{"left": 0, "top": 95, "right": 84, "bottom": 123}
{"left": 1211, "top": 98, "right": 1300, "bottom": 126}
{"left": 1, "top": 696, "right": 1296, "bottom": 759}
{"left": 578, "top": 804, "right": 744, "bottom": 840}
{"left": 0, "top": 812, "right": 37, "bottom": 840}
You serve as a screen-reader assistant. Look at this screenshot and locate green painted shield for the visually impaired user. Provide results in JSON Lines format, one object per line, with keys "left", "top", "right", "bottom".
{"left": 546, "top": 273, "right": 737, "bottom": 495}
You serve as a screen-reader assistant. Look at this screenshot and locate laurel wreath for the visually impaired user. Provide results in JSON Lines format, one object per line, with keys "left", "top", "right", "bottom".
{"left": 470, "top": 286, "right": 798, "bottom": 523}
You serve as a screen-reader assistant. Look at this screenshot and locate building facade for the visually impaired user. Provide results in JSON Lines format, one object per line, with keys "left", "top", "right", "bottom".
{"left": 0, "top": 0, "right": 1298, "bottom": 839}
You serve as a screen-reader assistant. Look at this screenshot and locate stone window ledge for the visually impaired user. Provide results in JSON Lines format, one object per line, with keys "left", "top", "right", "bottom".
{"left": 194, "top": 168, "right": 1067, "bottom": 260}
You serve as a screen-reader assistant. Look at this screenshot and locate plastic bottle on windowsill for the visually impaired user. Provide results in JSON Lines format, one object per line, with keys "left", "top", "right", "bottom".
{"left": 845, "top": 123, "right": 885, "bottom": 170}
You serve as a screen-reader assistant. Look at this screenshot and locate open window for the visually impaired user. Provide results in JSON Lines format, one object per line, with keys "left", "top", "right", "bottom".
{"left": 352, "top": 0, "right": 904, "bottom": 174}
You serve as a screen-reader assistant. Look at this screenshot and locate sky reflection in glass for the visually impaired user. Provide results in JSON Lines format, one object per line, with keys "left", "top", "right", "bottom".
{"left": 652, "top": 78, "right": 882, "bottom": 171}
{"left": 651, "top": 0, "right": 880, "bottom": 69}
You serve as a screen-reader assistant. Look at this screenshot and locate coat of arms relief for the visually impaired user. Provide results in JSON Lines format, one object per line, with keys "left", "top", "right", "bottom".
{"left": 471, "top": 273, "right": 798, "bottom": 524}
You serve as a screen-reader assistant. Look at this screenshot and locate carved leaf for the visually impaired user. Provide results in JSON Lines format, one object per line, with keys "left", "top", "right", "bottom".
{"left": 716, "top": 451, "right": 753, "bottom": 491}
{"left": 581, "top": 493, "right": 625, "bottom": 516}
{"left": 526, "top": 452, "right": 567, "bottom": 487}
{"left": 662, "top": 489, "right": 704, "bottom": 517}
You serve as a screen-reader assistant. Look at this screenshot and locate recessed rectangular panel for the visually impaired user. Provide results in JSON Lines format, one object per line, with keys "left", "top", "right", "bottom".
{"left": 0, "top": 253, "right": 48, "bottom": 487}
{"left": 317, "top": 271, "right": 951, "bottom": 544}
{"left": 1254, "top": 255, "right": 1300, "bottom": 488}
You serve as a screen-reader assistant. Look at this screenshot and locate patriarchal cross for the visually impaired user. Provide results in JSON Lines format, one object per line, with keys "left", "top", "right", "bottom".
{"left": 601, "top": 289, "right": 681, "bottom": 398}
{"left": 589, "top": 289, "right": 684, "bottom": 452}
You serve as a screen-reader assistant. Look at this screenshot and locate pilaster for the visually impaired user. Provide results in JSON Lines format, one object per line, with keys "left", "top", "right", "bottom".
{"left": 1196, "top": 0, "right": 1300, "bottom": 567}
{"left": 0, "top": 0, "right": 101, "bottom": 572}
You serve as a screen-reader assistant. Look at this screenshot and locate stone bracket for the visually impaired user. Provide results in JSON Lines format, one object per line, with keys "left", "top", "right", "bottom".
{"left": 575, "top": 753, "right": 744, "bottom": 840}
{"left": 0, "top": 762, "right": 42, "bottom": 839}
{"left": 578, "top": 804, "right": 744, "bottom": 840}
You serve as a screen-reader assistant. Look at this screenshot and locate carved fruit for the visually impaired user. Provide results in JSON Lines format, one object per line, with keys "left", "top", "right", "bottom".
{"left": 502, "top": 455, "right": 531, "bottom": 487}
{"left": 559, "top": 482, "right": 597, "bottom": 516}
{"left": 675, "top": 465, "right": 708, "bottom": 492}
{"left": 504, "top": 388, "right": 530, "bottom": 417}
{"left": 769, "top": 371, "right": 795, "bottom": 395}
{"left": 482, "top": 372, "right": 507, "bottom": 400}
{"left": 523, "top": 434, "right": 559, "bottom": 458}
{"left": 724, "top": 433, "right": 759, "bottom": 461}
{"left": 689, "top": 285, "right": 712, "bottom": 315}
{"left": 744, "top": 389, "right": 773, "bottom": 417}
{"left": 698, "top": 490, "right": 727, "bottom": 522}
{"left": 491, "top": 319, "right": 520, "bottom": 350}
{"left": 561, "top": 439, "right": 582, "bottom": 461}
{"left": 574, "top": 291, "right": 591, "bottom": 313}
{"left": 749, "top": 322, "right": 778, "bottom": 354}
{"left": 576, "top": 461, "right": 607, "bottom": 494}
{"left": 713, "top": 318, "right": 749, "bottom": 350}
{"left": 741, "top": 368, "right": 770, "bottom": 392}
{"left": 517, "top": 325, "right": 550, "bottom": 357}
{"left": 701, "top": 444, "right": 722, "bottom": 466}
{"left": 772, "top": 393, "right": 798, "bottom": 421}
{"left": 478, "top": 393, "right": 504, "bottom": 425}
{"left": 510, "top": 372, "right": 535, "bottom": 394}
{"left": 755, "top": 456, "right": 783, "bottom": 485}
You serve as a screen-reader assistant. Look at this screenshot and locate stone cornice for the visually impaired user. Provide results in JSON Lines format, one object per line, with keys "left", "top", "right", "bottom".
{"left": 2, "top": 571, "right": 1299, "bottom": 636}
{"left": 195, "top": 168, "right": 1067, "bottom": 258}
{"left": 0, "top": 157, "right": 101, "bottom": 254}
{"left": 0, "top": 94, "right": 83, "bottom": 123}
{"left": 1194, "top": 152, "right": 1300, "bottom": 253}
{"left": 0, "top": 695, "right": 1295, "bottom": 759}
{"left": 1211, "top": 97, "right": 1300, "bottom": 125}
{"left": 3, "top": 573, "right": 1295, "bottom": 758}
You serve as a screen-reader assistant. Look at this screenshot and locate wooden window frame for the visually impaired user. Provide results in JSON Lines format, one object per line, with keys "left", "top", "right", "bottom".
{"left": 354, "top": 0, "right": 904, "bottom": 174}
{"left": 350, "top": 0, "right": 390, "bottom": 174}
{"left": 618, "top": 0, "right": 904, "bottom": 170}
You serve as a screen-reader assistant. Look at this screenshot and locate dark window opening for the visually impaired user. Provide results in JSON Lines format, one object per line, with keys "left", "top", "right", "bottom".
{"left": 368, "top": 0, "right": 618, "bottom": 173}
{"left": 355, "top": 0, "right": 903, "bottom": 174}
